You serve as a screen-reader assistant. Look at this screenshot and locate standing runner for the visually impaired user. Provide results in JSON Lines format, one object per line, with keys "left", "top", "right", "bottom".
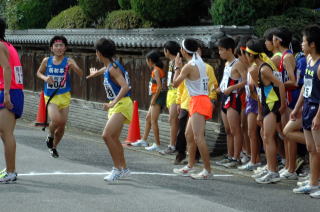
{"left": 86, "top": 38, "right": 133, "bottom": 182}
{"left": 37, "top": 35, "right": 83, "bottom": 158}
{"left": 0, "top": 18, "right": 24, "bottom": 183}
{"left": 173, "top": 38, "right": 212, "bottom": 179}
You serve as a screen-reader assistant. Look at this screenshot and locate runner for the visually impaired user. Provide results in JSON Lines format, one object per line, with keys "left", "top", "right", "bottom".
{"left": 216, "top": 37, "right": 247, "bottom": 169}
{"left": 172, "top": 38, "right": 212, "bottom": 179}
{"left": 245, "top": 39, "right": 286, "bottom": 184}
{"left": 291, "top": 25, "right": 320, "bottom": 196}
{"left": 161, "top": 41, "right": 180, "bottom": 154}
{"left": 132, "top": 50, "right": 167, "bottom": 151}
{"left": 0, "top": 18, "right": 24, "bottom": 183}
{"left": 36, "top": 35, "right": 83, "bottom": 158}
{"left": 86, "top": 38, "right": 133, "bottom": 182}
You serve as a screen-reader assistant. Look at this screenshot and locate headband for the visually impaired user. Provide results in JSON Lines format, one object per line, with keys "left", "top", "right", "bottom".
{"left": 181, "top": 39, "right": 196, "bottom": 54}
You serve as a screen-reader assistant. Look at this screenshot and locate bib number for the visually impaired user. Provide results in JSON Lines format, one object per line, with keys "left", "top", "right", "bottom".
{"left": 47, "top": 75, "right": 66, "bottom": 89}
{"left": 14, "top": 66, "right": 23, "bottom": 84}
{"left": 202, "top": 78, "right": 208, "bottom": 92}
{"left": 273, "top": 71, "right": 283, "bottom": 82}
{"left": 303, "top": 78, "right": 313, "bottom": 98}
{"left": 104, "top": 82, "right": 116, "bottom": 100}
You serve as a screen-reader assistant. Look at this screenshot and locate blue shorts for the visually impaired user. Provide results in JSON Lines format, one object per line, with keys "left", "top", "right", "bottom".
{"left": 0, "top": 89, "right": 24, "bottom": 119}
{"left": 302, "top": 100, "right": 319, "bottom": 131}
{"left": 287, "top": 89, "right": 301, "bottom": 110}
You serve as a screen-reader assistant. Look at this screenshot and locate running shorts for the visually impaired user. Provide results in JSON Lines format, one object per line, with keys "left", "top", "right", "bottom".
{"left": 108, "top": 96, "right": 133, "bottom": 124}
{"left": 0, "top": 89, "right": 24, "bottom": 119}
{"left": 166, "top": 88, "right": 177, "bottom": 108}
{"left": 302, "top": 100, "right": 319, "bottom": 131}
{"left": 45, "top": 92, "right": 71, "bottom": 110}
{"left": 189, "top": 95, "right": 213, "bottom": 120}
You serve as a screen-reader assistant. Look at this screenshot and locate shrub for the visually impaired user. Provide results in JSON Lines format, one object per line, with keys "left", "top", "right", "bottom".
{"left": 105, "top": 10, "right": 144, "bottom": 29}
{"left": 118, "top": 0, "right": 131, "bottom": 10}
{"left": 254, "top": 7, "right": 320, "bottom": 38}
{"left": 5, "top": 0, "right": 51, "bottom": 29}
{"left": 130, "top": 0, "right": 207, "bottom": 26}
{"left": 78, "top": 0, "right": 119, "bottom": 21}
{"left": 46, "top": 6, "right": 89, "bottom": 29}
{"left": 48, "top": 0, "right": 78, "bottom": 17}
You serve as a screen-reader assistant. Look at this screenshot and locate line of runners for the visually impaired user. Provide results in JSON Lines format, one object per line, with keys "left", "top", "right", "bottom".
{"left": 0, "top": 17, "right": 320, "bottom": 199}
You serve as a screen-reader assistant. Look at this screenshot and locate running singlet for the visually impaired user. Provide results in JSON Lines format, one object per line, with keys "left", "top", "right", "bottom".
{"left": 44, "top": 56, "right": 71, "bottom": 96}
{"left": 303, "top": 59, "right": 320, "bottom": 103}
{"left": 279, "top": 49, "right": 295, "bottom": 83}
{"left": 295, "top": 52, "right": 306, "bottom": 87}
{"left": 0, "top": 41, "right": 24, "bottom": 90}
{"left": 219, "top": 59, "right": 238, "bottom": 93}
{"left": 149, "top": 66, "right": 166, "bottom": 95}
{"left": 104, "top": 60, "right": 131, "bottom": 100}
{"left": 185, "top": 54, "right": 208, "bottom": 96}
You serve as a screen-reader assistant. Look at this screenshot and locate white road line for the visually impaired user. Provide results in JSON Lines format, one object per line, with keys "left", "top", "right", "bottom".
{"left": 18, "top": 171, "right": 233, "bottom": 177}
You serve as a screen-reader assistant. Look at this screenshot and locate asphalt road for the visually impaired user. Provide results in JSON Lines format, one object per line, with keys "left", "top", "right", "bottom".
{"left": 0, "top": 121, "right": 319, "bottom": 212}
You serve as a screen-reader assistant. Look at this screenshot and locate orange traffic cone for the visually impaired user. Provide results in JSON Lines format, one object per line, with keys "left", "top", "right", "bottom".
{"left": 126, "top": 100, "right": 141, "bottom": 143}
{"left": 34, "top": 91, "right": 47, "bottom": 127}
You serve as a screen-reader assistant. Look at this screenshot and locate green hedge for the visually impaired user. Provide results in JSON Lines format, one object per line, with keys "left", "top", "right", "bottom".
{"left": 46, "top": 6, "right": 89, "bottom": 29}
{"left": 78, "top": 0, "right": 118, "bottom": 21}
{"left": 255, "top": 7, "right": 320, "bottom": 37}
{"left": 130, "top": 0, "right": 207, "bottom": 26}
{"left": 118, "top": 0, "right": 131, "bottom": 9}
{"left": 5, "top": 0, "right": 51, "bottom": 29}
{"left": 105, "top": 9, "right": 152, "bottom": 29}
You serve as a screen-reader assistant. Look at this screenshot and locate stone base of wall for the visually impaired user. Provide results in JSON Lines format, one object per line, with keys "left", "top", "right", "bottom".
{"left": 23, "top": 90, "right": 226, "bottom": 155}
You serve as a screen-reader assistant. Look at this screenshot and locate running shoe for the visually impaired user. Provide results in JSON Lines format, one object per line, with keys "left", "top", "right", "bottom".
{"left": 173, "top": 165, "right": 194, "bottom": 176}
{"left": 253, "top": 165, "right": 267, "bottom": 174}
{"left": 280, "top": 170, "right": 298, "bottom": 180}
{"left": 104, "top": 167, "right": 122, "bottom": 182}
{"left": 279, "top": 167, "right": 288, "bottom": 175}
{"left": 159, "top": 145, "right": 176, "bottom": 155}
{"left": 310, "top": 189, "right": 320, "bottom": 198}
{"left": 49, "top": 148, "right": 59, "bottom": 158}
{"left": 145, "top": 143, "right": 160, "bottom": 151}
{"left": 238, "top": 162, "right": 262, "bottom": 171}
{"left": 119, "top": 168, "right": 131, "bottom": 178}
{"left": 0, "top": 168, "right": 6, "bottom": 177}
{"left": 45, "top": 136, "right": 54, "bottom": 149}
{"left": 240, "top": 152, "right": 250, "bottom": 164}
{"left": 251, "top": 169, "right": 268, "bottom": 179}
{"left": 293, "top": 184, "right": 319, "bottom": 194}
{"left": 0, "top": 172, "right": 17, "bottom": 183}
{"left": 190, "top": 169, "right": 211, "bottom": 180}
{"left": 297, "top": 180, "right": 310, "bottom": 187}
{"left": 131, "top": 139, "right": 148, "bottom": 147}
{"left": 215, "top": 155, "right": 232, "bottom": 166}
{"left": 174, "top": 153, "right": 186, "bottom": 165}
{"left": 255, "top": 171, "right": 280, "bottom": 184}
{"left": 223, "top": 159, "right": 241, "bottom": 169}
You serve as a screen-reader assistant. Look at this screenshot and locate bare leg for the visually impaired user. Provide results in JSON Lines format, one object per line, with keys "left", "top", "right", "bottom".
{"left": 247, "top": 112, "right": 260, "bottom": 164}
{"left": 169, "top": 104, "right": 179, "bottom": 147}
{"left": 0, "top": 109, "right": 16, "bottom": 173}
{"left": 142, "top": 107, "right": 152, "bottom": 141}
{"left": 150, "top": 104, "right": 161, "bottom": 146}
{"left": 241, "top": 109, "right": 250, "bottom": 155}
{"left": 185, "top": 119, "right": 196, "bottom": 168}
{"left": 227, "top": 108, "right": 242, "bottom": 160}
{"left": 263, "top": 113, "right": 278, "bottom": 172}
{"left": 221, "top": 110, "right": 233, "bottom": 158}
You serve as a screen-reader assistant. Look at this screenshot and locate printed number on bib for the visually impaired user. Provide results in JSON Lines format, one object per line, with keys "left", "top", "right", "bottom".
{"left": 104, "top": 83, "right": 116, "bottom": 100}
{"left": 303, "top": 78, "right": 313, "bottom": 98}
{"left": 202, "top": 78, "right": 209, "bottom": 92}
{"left": 14, "top": 66, "right": 23, "bottom": 84}
{"left": 47, "top": 75, "right": 66, "bottom": 89}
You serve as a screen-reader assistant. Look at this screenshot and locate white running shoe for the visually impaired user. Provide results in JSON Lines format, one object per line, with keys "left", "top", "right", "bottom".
{"left": 279, "top": 167, "right": 288, "bottom": 175}
{"left": 190, "top": 169, "right": 211, "bottom": 180}
{"left": 251, "top": 169, "right": 268, "bottom": 179}
{"left": 131, "top": 139, "right": 148, "bottom": 147}
{"left": 293, "top": 184, "right": 319, "bottom": 194}
{"left": 297, "top": 180, "right": 309, "bottom": 187}
{"left": 255, "top": 171, "right": 280, "bottom": 184}
{"left": 310, "top": 189, "right": 320, "bottom": 198}
{"left": 173, "top": 165, "right": 195, "bottom": 176}
{"left": 253, "top": 165, "right": 267, "bottom": 174}
{"left": 280, "top": 170, "right": 298, "bottom": 180}
{"left": 145, "top": 143, "right": 160, "bottom": 151}
{"left": 120, "top": 168, "right": 131, "bottom": 178}
{"left": 104, "top": 167, "right": 122, "bottom": 182}
{"left": 238, "top": 162, "right": 262, "bottom": 171}
{"left": 0, "top": 172, "right": 17, "bottom": 183}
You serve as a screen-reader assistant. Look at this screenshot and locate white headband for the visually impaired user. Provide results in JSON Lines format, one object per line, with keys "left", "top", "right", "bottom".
{"left": 182, "top": 39, "right": 196, "bottom": 54}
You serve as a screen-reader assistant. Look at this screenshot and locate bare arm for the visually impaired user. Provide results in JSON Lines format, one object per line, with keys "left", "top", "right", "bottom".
{"left": 150, "top": 69, "right": 161, "bottom": 105}
{"left": 283, "top": 54, "right": 296, "bottom": 88}
{"left": 68, "top": 58, "right": 83, "bottom": 77}
{"left": 86, "top": 66, "right": 106, "bottom": 79}
{"left": 107, "top": 67, "right": 130, "bottom": 107}
{"left": 0, "top": 43, "right": 13, "bottom": 109}
{"left": 172, "top": 65, "right": 191, "bottom": 88}
{"left": 36, "top": 57, "right": 54, "bottom": 85}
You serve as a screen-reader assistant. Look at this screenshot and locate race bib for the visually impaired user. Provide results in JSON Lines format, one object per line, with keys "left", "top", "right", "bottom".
{"left": 303, "top": 78, "right": 313, "bottom": 98}
{"left": 219, "top": 75, "right": 228, "bottom": 92}
{"left": 245, "top": 85, "right": 250, "bottom": 97}
{"left": 273, "top": 71, "right": 283, "bottom": 82}
{"left": 256, "top": 87, "right": 262, "bottom": 102}
{"left": 104, "top": 81, "right": 116, "bottom": 100}
{"left": 14, "top": 66, "right": 23, "bottom": 84}
{"left": 148, "top": 81, "right": 152, "bottom": 95}
{"left": 202, "top": 78, "right": 209, "bottom": 93}
{"left": 167, "top": 71, "right": 173, "bottom": 87}
{"left": 47, "top": 75, "right": 66, "bottom": 89}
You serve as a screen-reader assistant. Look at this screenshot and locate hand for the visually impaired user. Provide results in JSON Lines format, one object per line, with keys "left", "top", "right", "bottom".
{"left": 46, "top": 76, "right": 54, "bottom": 85}
{"left": 86, "top": 67, "right": 98, "bottom": 79}
{"left": 150, "top": 100, "right": 156, "bottom": 106}
{"left": 279, "top": 103, "right": 287, "bottom": 114}
{"left": 290, "top": 108, "right": 301, "bottom": 121}
{"left": 4, "top": 92, "right": 13, "bottom": 110}
{"left": 103, "top": 101, "right": 115, "bottom": 111}
{"left": 174, "top": 53, "right": 182, "bottom": 69}
{"left": 312, "top": 116, "right": 320, "bottom": 130}
{"left": 67, "top": 60, "right": 75, "bottom": 70}
{"left": 177, "top": 104, "right": 181, "bottom": 114}
{"left": 215, "top": 87, "right": 221, "bottom": 94}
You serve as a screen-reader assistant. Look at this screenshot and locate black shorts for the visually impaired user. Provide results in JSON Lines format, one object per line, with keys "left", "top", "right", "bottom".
{"left": 302, "top": 101, "right": 319, "bottom": 131}
{"left": 221, "top": 94, "right": 241, "bottom": 114}
{"left": 262, "top": 101, "right": 281, "bottom": 122}
{"left": 155, "top": 91, "right": 167, "bottom": 109}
